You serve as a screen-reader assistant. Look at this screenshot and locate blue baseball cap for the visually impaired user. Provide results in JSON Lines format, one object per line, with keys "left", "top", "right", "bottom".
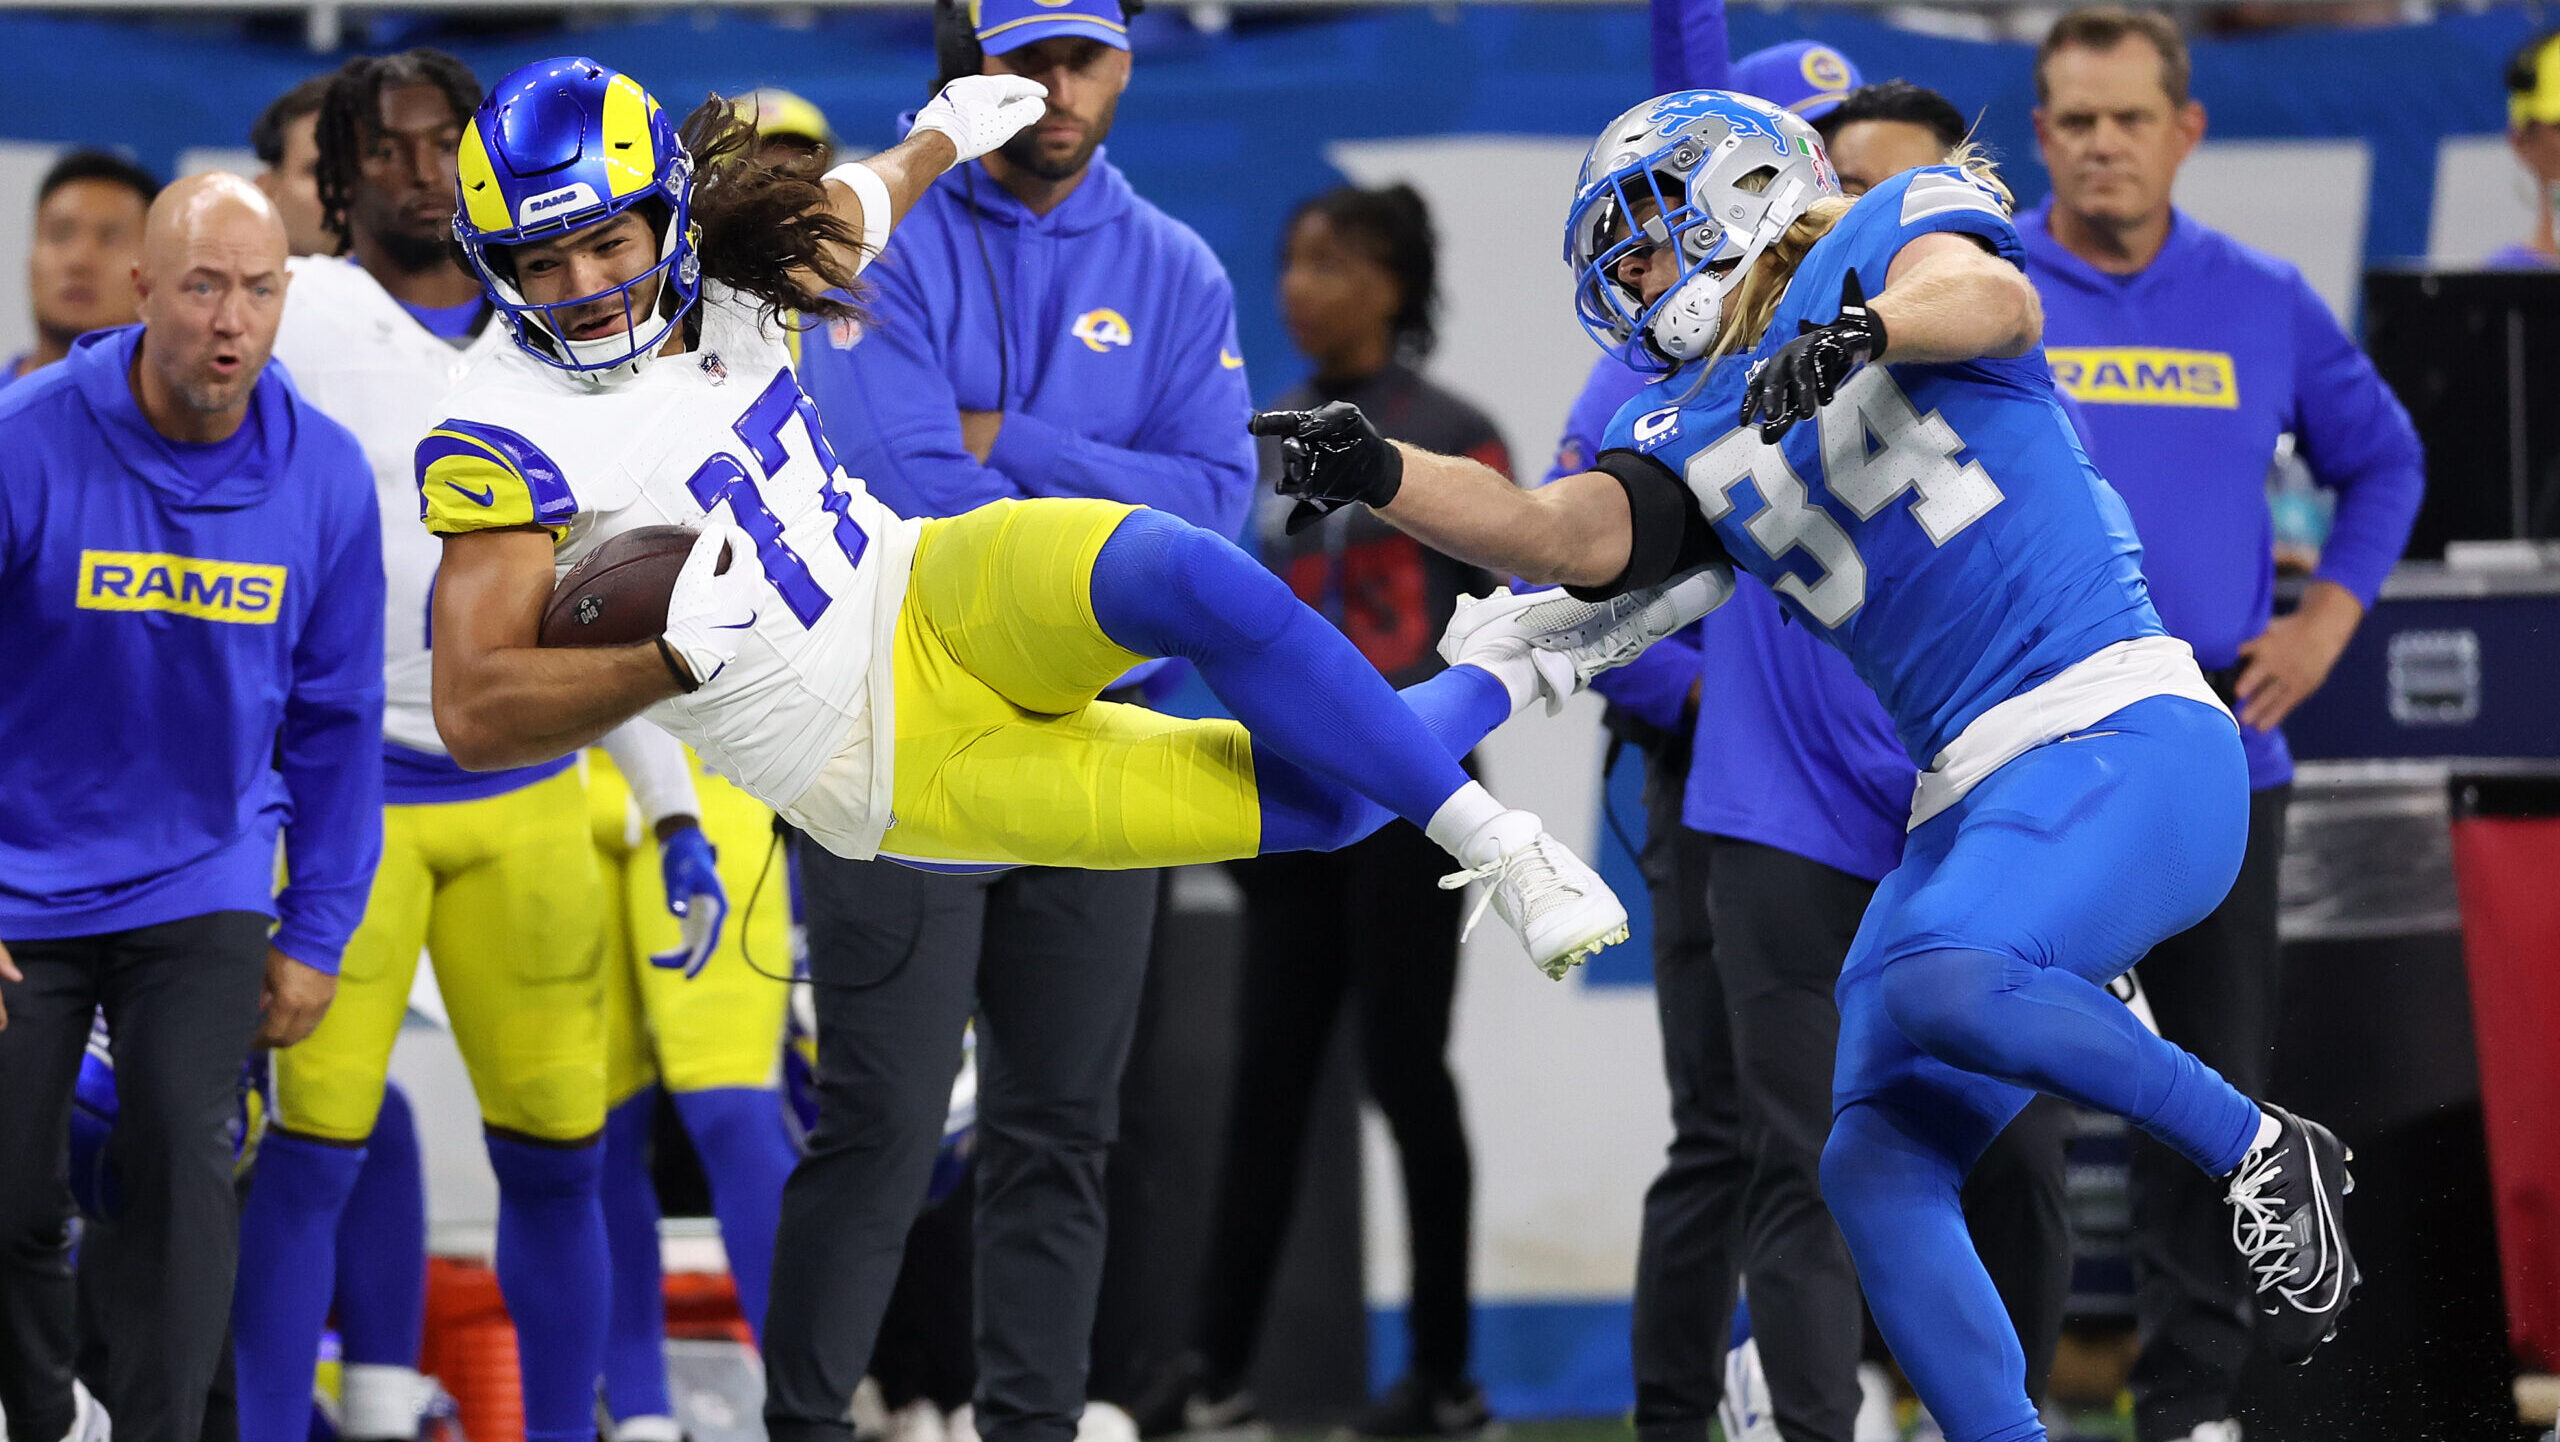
{"left": 1730, "top": 41, "right": 1863, "bottom": 122}
{"left": 971, "top": 0, "right": 1129, "bottom": 55}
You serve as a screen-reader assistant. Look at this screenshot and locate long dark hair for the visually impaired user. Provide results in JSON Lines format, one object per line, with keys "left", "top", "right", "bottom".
{"left": 1288, "top": 182, "right": 1440, "bottom": 360}
{"left": 314, "top": 48, "right": 481, "bottom": 257}
{"left": 675, "top": 95, "right": 868, "bottom": 330}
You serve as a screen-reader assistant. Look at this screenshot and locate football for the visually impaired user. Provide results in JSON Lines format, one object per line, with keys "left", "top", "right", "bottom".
{"left": 537, "top": 526, "right": 725, "bottom": 648}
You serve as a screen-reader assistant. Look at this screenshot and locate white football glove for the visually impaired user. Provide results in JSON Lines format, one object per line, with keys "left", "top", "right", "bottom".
{"left": 661, "top": 524, "right": 763, "bottom": 689}
{"left": 909, "top": 74, "right": 1050, "bottom": 164}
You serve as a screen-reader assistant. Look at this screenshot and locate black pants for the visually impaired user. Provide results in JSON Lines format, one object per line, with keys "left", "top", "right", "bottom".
{"left": 2129, "top": 784, "right": 2291, "bottom": 1442}
{"left": 1195, "top": 822, "right": 1474, "bottom": 1388}
{"left": 764, "top": 855, "right": 1158, "bottom": 1442}
{"left": 1631, "top": 759, "right": 2074, "bottom": 1442}
{"left": 0, "top": 911, "right": 268, "bottom": 1442}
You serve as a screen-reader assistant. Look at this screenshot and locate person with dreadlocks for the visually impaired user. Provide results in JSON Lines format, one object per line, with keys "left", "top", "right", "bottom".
{"left": 233, "top": 50, "right": 718, "bottom": 1442}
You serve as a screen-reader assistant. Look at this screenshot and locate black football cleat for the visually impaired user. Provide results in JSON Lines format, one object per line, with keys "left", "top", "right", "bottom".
{"left": 2224, "top": 1102, "right": 2360, "bottom": 1363}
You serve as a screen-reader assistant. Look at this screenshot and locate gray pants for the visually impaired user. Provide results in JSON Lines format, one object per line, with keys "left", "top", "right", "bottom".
{"left": 763, "top": 852, "right": 1157, "bottom": 1442}
{"left": 0, "top": 911, "right": 268, "bottom": 1442}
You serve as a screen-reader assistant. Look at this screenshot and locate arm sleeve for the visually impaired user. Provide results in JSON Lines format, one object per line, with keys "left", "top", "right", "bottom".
{"left": 819, "top": 268, "right": 1033, "bottom": 520}
{"left": 1652, "top": 0, "right": 1731, "bottom": 93}
{"left": 1566, "top": 448, "right": 1728, "bottom": 600}
{"left": 272, "top": 478, "right": 388, "bottom": 973}
{"left": 1590, "top": 623, "right": 1704, "bottom": 729}
{"left": 2287, "top": 278, "right": 2425, "bottom": 608}
{"left": 601, "top": 719, "right": 702, "bottom": 824}
{"left": 416, "top": 417, "right": 578, "bottom": 539}
{"left": 984, "top": 267, "right": 1258, "bottom": 538}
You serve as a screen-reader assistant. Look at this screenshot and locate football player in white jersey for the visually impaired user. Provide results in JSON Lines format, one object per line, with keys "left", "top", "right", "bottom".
{"left": 421, "top": 62, "right": 1726, "bottom": 986}
{"left": 237, "top": 51, "right": 720, "bottom": 1442}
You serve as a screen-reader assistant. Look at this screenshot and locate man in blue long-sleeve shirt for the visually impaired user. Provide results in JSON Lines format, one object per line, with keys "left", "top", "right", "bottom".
{"left": 2022, "top": 13, "right": 2423, "bottom": 1440}
{"left": 0, "top": 173, "right": 383, "bottom": 1442}
{"left": 777, "top": 6, "right": 1255, "bottom": 1441}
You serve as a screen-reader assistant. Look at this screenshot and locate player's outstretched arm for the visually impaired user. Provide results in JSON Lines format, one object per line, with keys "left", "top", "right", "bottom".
{"left": 430, "top": 527, "right": 685, "bottom": 771}
{"left": 1870, "top": 231, "right": 2042, "bottom": 366}
{"left": 1252, "top": 402, "right": 1635, "bottom": 588}
{"left": 820, "top": 76, "right": 1047, "bottom": 274}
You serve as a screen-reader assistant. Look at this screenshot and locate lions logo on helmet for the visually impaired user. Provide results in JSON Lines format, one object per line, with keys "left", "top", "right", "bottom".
{"left": 1564, "top": 89, "right": 1837, "bottom": 373}
{"left": 453, "top": 57, "right": 704, "bottom": 379}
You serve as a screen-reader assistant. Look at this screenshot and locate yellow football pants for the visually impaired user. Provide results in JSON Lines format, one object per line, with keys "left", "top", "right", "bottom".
{"left": 274, "top": 768, "right": 609, "bottom": 1144}
{"left": 883, "top": 498, "right": 1260, "bottom": 868}
{"left": 590, "top": 749, "right": 795, "bottom": 1106}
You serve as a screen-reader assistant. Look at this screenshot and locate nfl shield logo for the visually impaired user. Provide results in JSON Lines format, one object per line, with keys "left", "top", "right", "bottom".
{"left": 700, "top": 353, "right": 728, "bottom": 383}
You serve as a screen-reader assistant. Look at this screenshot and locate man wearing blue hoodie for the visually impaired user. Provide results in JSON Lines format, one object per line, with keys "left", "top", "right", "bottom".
{"left": 780, "top": 5, "right": 1255, "bottom": 1442}
{"left": 2022, "top": 13, "right": 2423, "bottom": 1441}
{"left": 0, "top": 173, "right": 383, "bottom": 1442}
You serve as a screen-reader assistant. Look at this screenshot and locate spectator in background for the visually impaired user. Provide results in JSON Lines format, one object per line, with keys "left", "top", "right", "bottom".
{"left": 251, "top": 74, "right": 335, "bottom": 257}
{"left": 1136, "top": 182, "right": 1505, "bottom": 1442}
{"left": 780, "top": 3, "right": 1256, "bottom": 1442}
{"left": 737, "top": 86, "right": 839, "bottom": 169}
{"left": 2495, "top": 27, "right": 2560, "bottom": 270}
{"left": 0, "top": 173, "right": 383, "bottom": 1442}
{"left": 2023, "top": 12, "right": 2424, "bottom": 1441}
{"left": 10, "top": 151, "right": 158, "bottom": 382}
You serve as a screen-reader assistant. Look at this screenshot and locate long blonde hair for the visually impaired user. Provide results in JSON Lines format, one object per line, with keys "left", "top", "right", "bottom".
{"left": 1711, "top": 146, "right": 2013, "bottom": 364}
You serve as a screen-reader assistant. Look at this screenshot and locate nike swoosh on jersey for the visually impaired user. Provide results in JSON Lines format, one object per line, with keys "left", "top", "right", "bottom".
{"left": 445, "top": 479, "right": 498, "bottom": 507}
{"left": 1220, "top": 349, "right": 1245, "bottom": 370}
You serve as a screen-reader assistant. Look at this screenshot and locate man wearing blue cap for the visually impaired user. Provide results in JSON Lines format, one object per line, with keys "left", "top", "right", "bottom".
{"left": 778, "top": 4, "right": 1255, "bottom": 1442}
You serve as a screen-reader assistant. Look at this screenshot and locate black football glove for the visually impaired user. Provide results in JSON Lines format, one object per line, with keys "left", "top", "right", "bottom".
{"left": 1738, "top": 270, "right": 1888, "bottom": 444}
{"left": 1249, "top": 401, "right": 1404, "bottom": 535}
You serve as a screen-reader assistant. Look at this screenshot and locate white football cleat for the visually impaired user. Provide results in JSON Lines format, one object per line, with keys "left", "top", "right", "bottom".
{"left": 1439, "top": 810, "right": 1629, "bottom": 979}
{"left": 1439, "top": 564, "right": 1733, "bottom": 714}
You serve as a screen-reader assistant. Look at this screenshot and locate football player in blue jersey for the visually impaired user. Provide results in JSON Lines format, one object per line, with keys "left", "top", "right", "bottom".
{"left": 1253, "top": 90, "right": 2358, "bottom": 1442}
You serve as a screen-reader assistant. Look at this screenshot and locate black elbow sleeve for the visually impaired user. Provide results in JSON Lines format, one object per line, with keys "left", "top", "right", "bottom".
{"left": 1568, "top": 448, "right": 1728, "bottom": 600}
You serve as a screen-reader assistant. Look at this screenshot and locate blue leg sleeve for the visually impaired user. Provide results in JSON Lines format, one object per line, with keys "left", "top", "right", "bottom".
{"left": 234, "top": 1133, "right": 367, "bottom": 1442}
{"left": 485, "top": 1132, "right": 611, "bottom": 1442}
{"left": 1857, "top": 697, "right": 2262, "bottom": 1178}
{"left": 334, "top": 1084, "right": 427, "bottom": 1370}
{"left": 600, "top": 1092, "right": 673, "bottom": 1424}
{"left": 1880, "top": 947, "right": 2259, "bottom": 1176}
{"left": 1821, "top": 1096, "right": 2046, "bottom": 1442}
{"left": 671, "top": 1088, "right": 796, "bottom": 1344}
{"left": 1248, "top": 665, "right": 1512, "bottom": 854}
{"left": 1088, "top": 509, "right": 1499, "bottom": 848}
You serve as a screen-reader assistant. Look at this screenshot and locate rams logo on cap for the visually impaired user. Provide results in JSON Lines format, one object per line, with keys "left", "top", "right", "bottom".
{"left": 1801, "top": 46, "right": 1852, "bottom": 93}
{"left": 1072, "top": 308, "right": 1134, "bottom": 352}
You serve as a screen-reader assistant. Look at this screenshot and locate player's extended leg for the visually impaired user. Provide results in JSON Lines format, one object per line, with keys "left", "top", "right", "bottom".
{"left": 885, "top": 499, "right": 1710, "bottom": 971}
{"left": 1867, "top": 697, "right": 2260, "bottom": 1178}
{"left": 236, "top": 816, "right": 434, "bottom": 1442}
{"left": 1083, "top": 505, "right": 1505, "bottom": 848}
{"left": 427, "top": 770, "right": 615, "bottom": 1442}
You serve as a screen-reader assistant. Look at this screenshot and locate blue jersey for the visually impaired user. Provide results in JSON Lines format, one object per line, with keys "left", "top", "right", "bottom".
{"left": 1604, "top": 167, "right": 2162, "bottom": 767}
{"left": 0, "top": 326, "right": 385, "bottom": 968}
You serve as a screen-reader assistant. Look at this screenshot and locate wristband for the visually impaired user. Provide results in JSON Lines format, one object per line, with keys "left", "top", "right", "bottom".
{"left": 823, "top": 161, "right": 894, "bottom": 276}
{"left": 656, "top": 635, "right": 701, "bottom": 694}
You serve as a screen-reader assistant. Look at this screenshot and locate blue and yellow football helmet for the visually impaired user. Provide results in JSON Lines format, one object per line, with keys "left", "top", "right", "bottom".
{"left": 453, "top": 56, "right": 702, "bottom": 376}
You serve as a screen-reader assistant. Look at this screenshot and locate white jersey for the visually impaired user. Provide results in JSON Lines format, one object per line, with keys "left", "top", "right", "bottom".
{"left": 422, "top": 286, "right": 922, "bottom": 856}
{"left": 271, "top": 256, "right": 514, "bottom": 757}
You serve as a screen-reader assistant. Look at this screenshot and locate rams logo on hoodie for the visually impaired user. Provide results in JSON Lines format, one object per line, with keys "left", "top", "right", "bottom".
{"left": 78, "top": 551, "right": 286, "bottom": 623}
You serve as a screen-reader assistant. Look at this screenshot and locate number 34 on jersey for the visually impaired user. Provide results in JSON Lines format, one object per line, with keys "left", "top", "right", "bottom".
{"left": 1680, "top": 366, "right": 2004, "bottom": 629}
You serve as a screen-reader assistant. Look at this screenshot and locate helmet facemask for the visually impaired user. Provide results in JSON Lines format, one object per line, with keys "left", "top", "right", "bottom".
{"left": 1566, "top": 92, "right": 1835, "bottom": 374}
